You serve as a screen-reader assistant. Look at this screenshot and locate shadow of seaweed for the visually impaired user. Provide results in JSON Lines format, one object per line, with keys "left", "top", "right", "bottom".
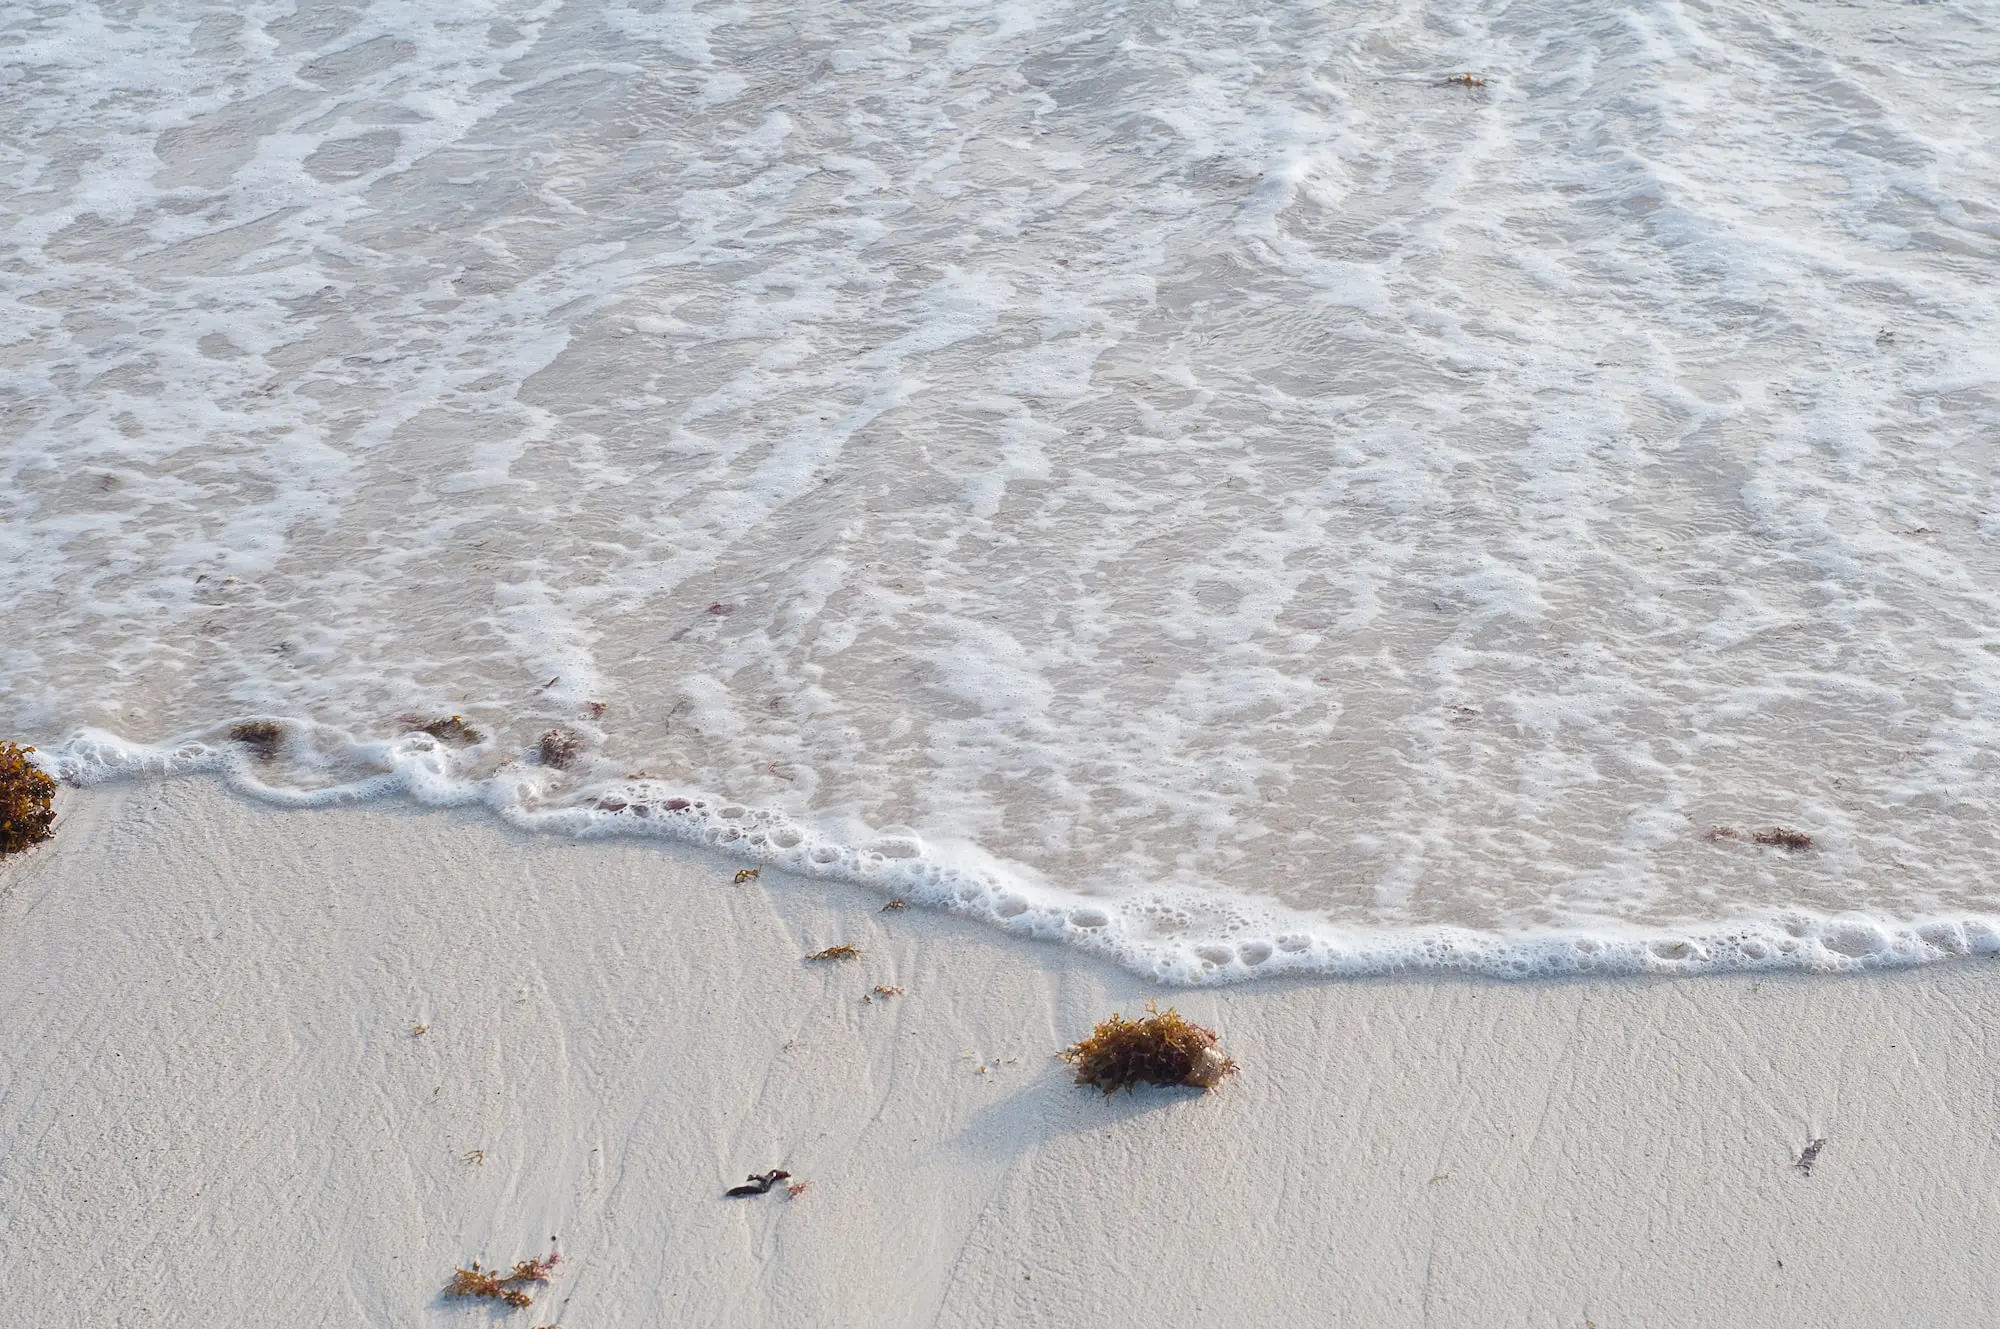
{"left": 946, "top": 1061, "right": 1218, "bottom": 1165}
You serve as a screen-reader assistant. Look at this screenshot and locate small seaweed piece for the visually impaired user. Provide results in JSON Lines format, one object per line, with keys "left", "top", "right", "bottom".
{"left": 725, "top": 1169, "right": 791, "bottom": 1197}
{"left": 786, "top": 1181, "right": 809, "bottom": 1199}
{"left": 1447, "top": 72, "right": 1486, "bottom": 87}
{"left": 1796, "top": 1136, "right": 1827, "bottom": 1175}
{"left": 805, "top": 944, "right": 860, "bottom": 961}
{"left": 411, "top": 715, "right": 483, "bottom": 745}
{"left": 0, "top": 743, "right": 57, "bottom": 857}
{"left": 537, "top": 728, "right": 583, "bottom": 768}
{"left": 509, "top": 1257, "right": 558, "bottom": 1284}
{"left": 227, "top": 720, "right": 284, "bottom": 760}
{"left": 734, "top": 867, "right": 761, "bottom": 884}
{"left": 1061, "top": 1002, "right": 1237, "bottom": 1094}
{"left": 881, "top": 898, "right": 908, "bottom": 912}
{"left": 445, "top": 1255, "right": 557, "bottom": 1309}
{"left": 1708, "top": 824, "right": 1813, "bottom": 851}
{"left": 446, "top": 1264, "right": 508, "bottom": 1300}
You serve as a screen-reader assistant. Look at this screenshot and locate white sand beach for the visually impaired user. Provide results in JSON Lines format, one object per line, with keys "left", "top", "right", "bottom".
{"left": 10, "top": 0, "right": 2000, "bottom": 1323}
{"left": 6, "top": 779, "right": 1999, "bottom": 1327}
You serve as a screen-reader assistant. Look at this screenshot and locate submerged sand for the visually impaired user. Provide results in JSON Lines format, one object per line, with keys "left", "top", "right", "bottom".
{"left": 5, "top": 779, "right": 1998, "bottom": 1326}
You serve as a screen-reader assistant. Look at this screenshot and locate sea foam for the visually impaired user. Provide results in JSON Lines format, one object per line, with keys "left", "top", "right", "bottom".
{"left": 41, "top": 724, "right": 2000, "bottom": 984}
{"left": 6, "top": 0, "right": 2000, "bottom": 981}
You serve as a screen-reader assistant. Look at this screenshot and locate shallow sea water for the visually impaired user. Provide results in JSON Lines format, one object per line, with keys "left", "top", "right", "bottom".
{"left": 5, "top": 0, "right": 2000, "bottom": 979}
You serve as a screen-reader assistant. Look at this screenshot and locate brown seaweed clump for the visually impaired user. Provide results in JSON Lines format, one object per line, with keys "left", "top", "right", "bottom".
{"left": 536, "top": 727, "right": 583, "bottom": 768}
{"left": 0, "top": 743, "right": 57, "bottom": 857}
{"left": 405, "top": 714, "right": 484, "bottom": 745}
{"left": 1061, "top": 1002, "right": 1236, "bottom": 1094}
{"left": 443, "top": 1256, "right": 558, "bottom": 1309}
{"left": 227, "top": 720, "right": 284, "bottom": 760}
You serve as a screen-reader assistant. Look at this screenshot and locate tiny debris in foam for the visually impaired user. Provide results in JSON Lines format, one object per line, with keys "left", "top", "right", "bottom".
{"left": 1707, "top": 825, "right": 1814, "bottom": 851}
{"left": 1061, "top": 1002, "right": 1236, "bottom": 1095}
{"left": 0, "top": 743, "right": 57, "bottom": 857}
{"left": 536, "top": 728, "right": 583, "bottom": 768}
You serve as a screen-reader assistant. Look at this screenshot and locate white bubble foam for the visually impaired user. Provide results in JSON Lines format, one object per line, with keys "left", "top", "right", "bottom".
{"left": 8, "top": 0, "right": 2000, "bottom": 979}
{"left": 28, "top": 726, "right": 2000, "bottom": 984}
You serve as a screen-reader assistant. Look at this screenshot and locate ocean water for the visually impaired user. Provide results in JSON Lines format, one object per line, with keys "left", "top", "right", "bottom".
{"left": 6, "top": 0, "right": 2000, "bottom": 981}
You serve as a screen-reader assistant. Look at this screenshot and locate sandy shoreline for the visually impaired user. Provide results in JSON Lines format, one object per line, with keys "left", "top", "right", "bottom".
{"left": 6, "top": 778, "right": 1999, "bottom": 1326}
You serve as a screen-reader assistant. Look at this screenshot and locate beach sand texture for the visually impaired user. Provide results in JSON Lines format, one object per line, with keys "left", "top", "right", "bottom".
{"left": 5, "top": 779, "right": 1998, "bottom": 1327}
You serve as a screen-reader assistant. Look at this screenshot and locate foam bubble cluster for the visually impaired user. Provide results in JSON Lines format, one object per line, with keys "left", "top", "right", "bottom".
{"left": 42, "top": 727, "right": 2000, "bottom": 985}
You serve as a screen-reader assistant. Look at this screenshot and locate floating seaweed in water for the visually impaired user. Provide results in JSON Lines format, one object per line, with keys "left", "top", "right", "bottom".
{"left": 1707, "top": 825, "right": 1814, "bottom": 852}
{"left": 406, "top": 714, "right": 483, "bottom": 745}
{"left": 1061, "top": 1002, "right": 1237, "bottom": 1094}
{"left": 227, "top": 720, "right": 284, "bottom": 760}
{"left": 0, "top": 743, "right": 57, "bottom": 857}
{"left": 536, "top": 728, "right": 583, "bottom": 768}
{"left": 444, "top": 1255, "right": 559, "bottom": 1309}
{"left": 805, "top": 944, "right": 861, "bottom": 961}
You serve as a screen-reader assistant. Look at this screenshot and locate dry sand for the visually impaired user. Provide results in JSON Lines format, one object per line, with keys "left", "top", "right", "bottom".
{"left": 5, "top": 778, "right": 1999, "bottom": 1326}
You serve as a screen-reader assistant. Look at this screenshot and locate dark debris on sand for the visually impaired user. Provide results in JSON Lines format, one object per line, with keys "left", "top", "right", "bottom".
{"left": 725, "top": 1169, "right": 791, "bottom": 1197}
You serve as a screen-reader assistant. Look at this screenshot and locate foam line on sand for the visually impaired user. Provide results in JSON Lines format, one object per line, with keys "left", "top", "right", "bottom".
{"left": 5, "top": 778, "right": 1998, "bottom": 1326}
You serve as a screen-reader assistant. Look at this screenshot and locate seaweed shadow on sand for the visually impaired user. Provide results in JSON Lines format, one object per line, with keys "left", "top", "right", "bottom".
{"left": 947, "top": 1051, "right": 1223, "bottom": 1168}
{"left": 946, "top": 1004, "right": 1239, "bottom": 1165}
